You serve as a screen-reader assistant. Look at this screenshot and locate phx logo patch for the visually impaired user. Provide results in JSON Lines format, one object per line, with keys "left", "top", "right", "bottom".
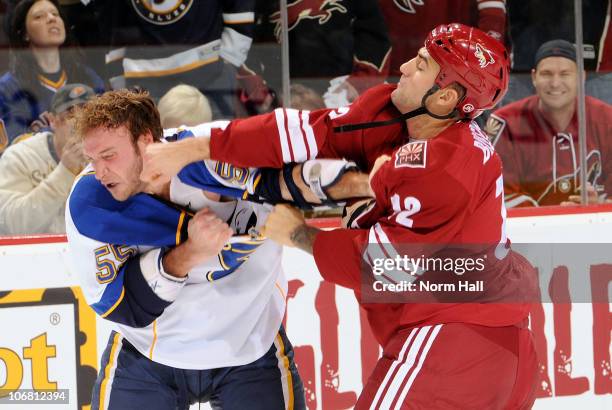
{"left": 131, "top": 0, "right": 193, "bottom": 25}
{"left": 395, "top": 141, "right": 427, "bottom": 168}
{"left": 474, "top": 44, "right": 495, "bottom": 69}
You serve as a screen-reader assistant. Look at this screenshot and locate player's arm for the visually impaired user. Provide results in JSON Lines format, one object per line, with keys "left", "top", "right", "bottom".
{"left": 140, "top": 87, "right": 392, "bottom": 184}
{"left": 145, "top": 126, "right": 372, "bottom": 208}
{"left": 66, "top": 174, "right": 233, "bottom": 327}
{"left": 66, "top": 206, "right": 231, "bottom": 328}
{"left": 178, "top": 156, "right": 371, "bottom": 209}
{"left": 262, "top": 151, "right": 469, "bottom": 290}
{"left": 261, "top": 203, "right": 366, "bottom": 289}
{"left": 141, "top": 109, "right": 338, "bottom": 182}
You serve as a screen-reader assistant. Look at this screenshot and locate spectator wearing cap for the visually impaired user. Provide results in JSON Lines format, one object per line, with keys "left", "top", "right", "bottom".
{"left": 0, "top": 0, "right": 104, "bottom": 150}
{"left": 485, "top": 39, "right": 612, "bottom": 207}
{"left": 0, "top": 83, "right": 94, "bottom": 235}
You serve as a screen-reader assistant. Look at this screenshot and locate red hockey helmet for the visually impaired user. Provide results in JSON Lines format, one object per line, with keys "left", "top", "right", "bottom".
{"left": 425, "top": 23, "right": 510, "bottom": 118}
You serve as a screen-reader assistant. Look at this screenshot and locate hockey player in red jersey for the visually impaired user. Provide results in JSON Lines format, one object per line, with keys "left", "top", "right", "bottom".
{"left": 142, "top": 24, "right": 538, "bottom": 409}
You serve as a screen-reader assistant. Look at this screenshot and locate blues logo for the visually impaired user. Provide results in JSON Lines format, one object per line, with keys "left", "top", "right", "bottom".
{"left": 131, "top": 0, "right": 193, "bottom": 25}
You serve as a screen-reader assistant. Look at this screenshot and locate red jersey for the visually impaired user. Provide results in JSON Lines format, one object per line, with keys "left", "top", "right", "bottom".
{"left": 377, "top": 0, "right": 507, "bottom": 76}
{"left": 486, "top": 95, "right": 612, "bottom": 207}
{"left": 210, "top": 84, "right": 532, "bottom": 347}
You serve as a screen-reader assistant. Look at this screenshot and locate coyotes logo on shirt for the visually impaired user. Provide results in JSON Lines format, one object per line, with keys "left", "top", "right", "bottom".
{"left": 393, "top": 0, "right": 426, "bottom": 14}
{"left": 395, "top": 141, "right": 427, "bottom": 168}
{"left": 271, "top": 0, "right": 348, "bottom": 39}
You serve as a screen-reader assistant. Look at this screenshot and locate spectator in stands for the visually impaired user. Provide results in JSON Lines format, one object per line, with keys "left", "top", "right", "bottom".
{"left": 503, "top": 0, "right": 612, "bottom": 105}
{"left": 0, "top": 0, "right": 104, "bottom": 150}
{"left": 95, "top": 0, "right": 255, "bottom": 119}
{"left": 485, "top": 40, "right": 612, "bottom": 207}
{"left": 0, "top": 83, "right": 93, "bottom": 235}
{"left": 378, "top": 0, "right": 507, "bottom": 78}
{"left": 157, "top": 84, "right": 213, "bottom": 129}
{"left": 255, "top": 0, "right": 391, "bottom": 107}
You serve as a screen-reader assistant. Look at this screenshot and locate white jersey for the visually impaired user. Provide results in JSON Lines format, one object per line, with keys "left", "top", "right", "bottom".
{"left": 65, "top": 163, "right": 286, "bottom": 369}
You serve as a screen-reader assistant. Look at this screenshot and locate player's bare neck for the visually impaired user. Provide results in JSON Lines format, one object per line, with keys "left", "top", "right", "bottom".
{"left": 147, "top": 181, "right": 171, "bottom": 201}
{"left": 407, "top": 116, "right": 455, "bottom": 140}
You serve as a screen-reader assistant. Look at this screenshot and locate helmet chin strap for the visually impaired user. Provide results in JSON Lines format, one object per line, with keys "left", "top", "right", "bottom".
{"left": 332, "top": 106, "right": 428, "bottom": 133}
{"left": 333, "top": 86, "right": 459, "bottom": 134}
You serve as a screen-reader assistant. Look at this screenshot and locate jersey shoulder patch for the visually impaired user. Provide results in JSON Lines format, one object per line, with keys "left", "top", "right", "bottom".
{"left": 394, "top": 140, "right": 427, "bottom": 169}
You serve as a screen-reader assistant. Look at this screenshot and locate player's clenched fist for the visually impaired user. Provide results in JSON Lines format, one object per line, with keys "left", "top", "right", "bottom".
{"left": 140, "top": 137, "right": 211, "bottom": 185}
{"left": 187, "top": 208, "right": 233, "bottom": 259}
{"left": 262, "top": 204, "right": 306, "bottom": 247}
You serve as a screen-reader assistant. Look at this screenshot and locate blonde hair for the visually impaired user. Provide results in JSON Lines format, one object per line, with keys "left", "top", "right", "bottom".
{"left": 157, "top": 84, "right": 213, "bottom": 128}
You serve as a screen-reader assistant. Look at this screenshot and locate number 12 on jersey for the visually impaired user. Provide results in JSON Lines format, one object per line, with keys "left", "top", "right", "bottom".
{"left": 390, "top": 193, "right": 421, "bottom": 228}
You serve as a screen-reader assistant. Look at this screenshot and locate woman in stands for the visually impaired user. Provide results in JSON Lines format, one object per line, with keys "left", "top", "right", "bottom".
{"left": 0, "top": 0, "right": 104, "bottom": 146}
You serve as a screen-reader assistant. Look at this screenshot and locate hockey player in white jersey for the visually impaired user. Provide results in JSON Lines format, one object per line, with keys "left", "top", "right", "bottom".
{"left": 66, "top": 89, "right": 369, "bottom": 410}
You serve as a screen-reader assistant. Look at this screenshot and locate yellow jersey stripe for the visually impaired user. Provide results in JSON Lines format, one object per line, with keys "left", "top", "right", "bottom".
{"left": 149, "top": 320, "right": 158, "bottom": 360}
{"left": 275, "top": 282, "right": 286, "bottom": 300}
{"left": 124, "top": 57, "right": 219, "bottom": 78}
{"left": 38, "top": 70, "right": 67, "bottom": 90}
{"left": 218, "top": 253, "right": 230, "bottom": 271}
{"left": 99, "top": 333, "right": 121, "bottom": 410}
{"left": 276, "top": 334, "right": 294, "bottom": 410}
{"left": 176, "top": 211, "right": 186, "bottom": 245}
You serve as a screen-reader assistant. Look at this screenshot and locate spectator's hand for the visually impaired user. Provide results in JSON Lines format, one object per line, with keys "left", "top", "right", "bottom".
{"left": 185, "top": 208, "right": 233, "bottom": 261}
{"left": 141, "top": 138, "right": 210, "bottom": 187}
{"left": 560, "top": 183, "right": 608, "bottom": 206}
{"left": 262, "top": 204, "right": 305, "bottom": 247}
{"left": 60, "top": 137, "right": 86, "bottom": 175}
{"left": 30, "top": 111, "right": 53, "bottom": 133}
